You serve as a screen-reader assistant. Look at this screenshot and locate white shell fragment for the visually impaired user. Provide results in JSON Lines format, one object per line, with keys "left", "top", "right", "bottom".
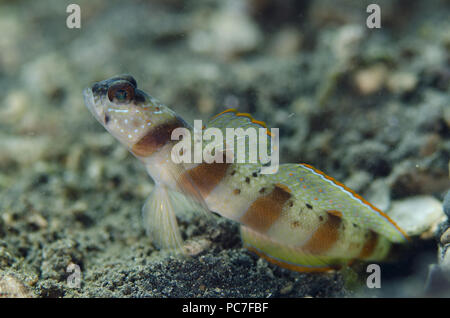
{"left": 0, "top": 274, "right": 34, "bottom": 298}
{"left": 387, "top": 195, "right": 447, "bottom": 237}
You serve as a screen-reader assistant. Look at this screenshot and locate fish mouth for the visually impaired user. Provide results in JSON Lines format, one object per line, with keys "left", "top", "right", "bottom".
{"left": 83, "top": 87, "right": 102, "bottom": 123}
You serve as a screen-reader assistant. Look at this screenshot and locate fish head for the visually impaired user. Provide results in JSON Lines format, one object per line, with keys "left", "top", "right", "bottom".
{"left": 83, "top": 74, "right": 180, "bottom": 150}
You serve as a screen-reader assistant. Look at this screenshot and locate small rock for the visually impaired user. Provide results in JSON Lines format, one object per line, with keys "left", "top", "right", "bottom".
{"left": 344, "top": 171, "right": 371, "bottom": 193}
{"left": 354, "top": 64, "right": 387, "bottom": 95}
{"left": 0, "top": 91, "right": 29, "bottom": 125}
{"left": 390, "top": 162, "right": 450, "bottom": 197}
{"left": 0, "top": 247, "right": 15, "bottom": 267}
{"left": 184, "top": 237, "right": 212, "bottom": 256}
{"left": 441, "top": 228, "right": 450, "bottom": 245}
{"left": 69, "top": 201, "right": 88, "bottom": 215}
{"left": 87, "top": 159, "right": 105, "bottom": 182}
{"left": 388, "top": 195, "right": 447, "bottom": 237}
{"left": 333, "top": 25, "right": 364, "bottom": 62}
{"left": 365, "top": 179, "right": 391, "bottom": 212}
{"left": 197, "top": 95, "right": 215, "bottom": 114}
{"left": 188, "top": 2, "right": 262, "bottom": 59}
{"left": 443, "top": 190, "right": 450, "bottom": 218}
{"left": 0, "top": 136, "right": 51, "bottom": 166}
{"left": 279, "top": 282, "right": 293, "bottom": 295}
{"left": 387, "top": 71, "right": 418, "bottom": 94}
{"left": 271, "top": 28, "right": 303, "bottom": 57}
{"left": 27, "top": 213, "right": 48, "bottom": 230}
{"left": 0, "top": 274, "right": 34, "bottom": 298}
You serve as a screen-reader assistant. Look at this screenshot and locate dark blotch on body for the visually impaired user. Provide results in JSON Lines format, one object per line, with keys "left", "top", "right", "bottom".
{"left": 132, "top": 117, "right": 185, "bottom": 157}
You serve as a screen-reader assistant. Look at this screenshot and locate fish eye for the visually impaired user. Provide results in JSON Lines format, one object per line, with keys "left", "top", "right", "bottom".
{"left": 107, "top": 81, "right": 135, "bottom": 103}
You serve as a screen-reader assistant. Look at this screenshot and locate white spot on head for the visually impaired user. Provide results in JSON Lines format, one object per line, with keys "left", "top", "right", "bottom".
{"left": 128, "top": 134, "right": 132, "bottom": 139}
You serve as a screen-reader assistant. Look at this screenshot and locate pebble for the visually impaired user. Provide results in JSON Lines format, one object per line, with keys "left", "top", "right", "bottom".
{"left": 197, "top": 95, "right": 215, "bottom": 114}
{"left": 354, "top": 64, "right": 388, "bottom": 95}
{"left": 443, "top": 190, "right": 450, "bottom": 218}
{"left": 333, "top": 25, "right": 364, "bottom": 62}
{"left": 344, "top": 171, "right": 371, "bottom": 193}
{"left": 387, "top": 71, "right": 418, "bottom": 94}
{"left": 184, "top": 238, "right": 212, "bottom": 256}
{"left": 387, "top": 195, "right": 446, "bottom": 236}
{"left": 0, "top": 91, "right": 29, "bottom": 125}
{"left": 0, "top": 136, "right": 51, "bottom": 166}
{"left": 87, "top": 159, "right": 105, "bottom": 182}
{"left": 188, "top": 2, "right": 262, "bottom": 59}
{"left": 365, "top": 179, "right": 391, "bottom": 212}
{"left": 441, "top": 228, "right": 450, "bottom": 245}
{"left": 27, "top": 213, "right": 48, "bottom": 230}
{"left": 271, "top": 28, "right": 303, "bottom": 57}
{"left": 0, "top": 274, "right": 34, "bottom": 298}
{"left": 279, "top": 282, "right": 293, "bottom": 295}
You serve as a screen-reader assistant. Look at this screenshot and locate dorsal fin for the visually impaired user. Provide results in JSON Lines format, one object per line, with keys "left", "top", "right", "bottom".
{"left": 204, "top": 108, "right": 275, "bottom": 166}
{"left": 210, "top": 109, "right": 273, "bottom": 136}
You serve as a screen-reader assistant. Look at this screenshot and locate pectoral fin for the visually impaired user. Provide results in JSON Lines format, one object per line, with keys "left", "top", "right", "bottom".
{"left": 142, "top": 185, "right": 186, "bottom": 254}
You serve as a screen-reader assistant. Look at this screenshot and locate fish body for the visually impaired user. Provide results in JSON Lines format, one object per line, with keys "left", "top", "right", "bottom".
{"left": 84, "top": 75, "right": 409, "bottom": 272}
